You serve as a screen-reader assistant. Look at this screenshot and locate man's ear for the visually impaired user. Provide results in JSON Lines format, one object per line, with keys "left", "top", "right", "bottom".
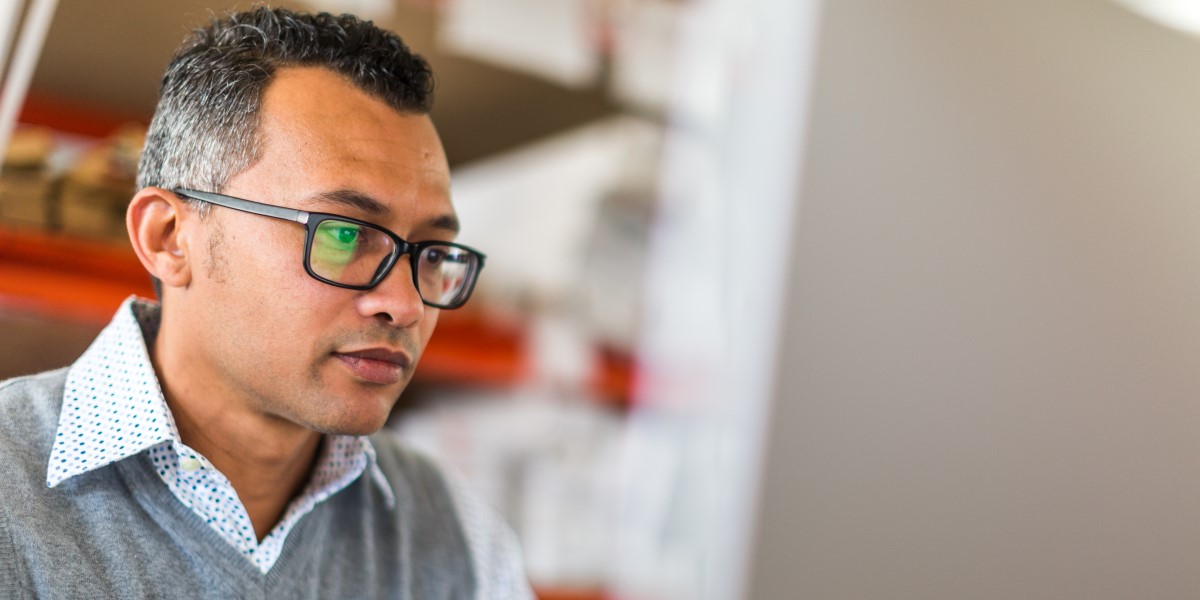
{"left": 127, "top": 187, "right": 193, "bottom": 290}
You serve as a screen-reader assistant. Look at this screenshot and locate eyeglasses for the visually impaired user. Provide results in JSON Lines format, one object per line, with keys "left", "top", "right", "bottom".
{"left": 174, "top": 189, "right": 485, "bottom": 310}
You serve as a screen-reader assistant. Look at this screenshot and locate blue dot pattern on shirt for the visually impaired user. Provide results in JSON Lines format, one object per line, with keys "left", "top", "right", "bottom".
{"left": 46, "top": 296, "right": 397, "bottom": 573}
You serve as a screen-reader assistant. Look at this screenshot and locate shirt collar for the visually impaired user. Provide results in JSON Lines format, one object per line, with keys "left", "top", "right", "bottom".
{"left": 46, "top": 295, "right": 395, "bottom": 508}
{"left": 47, "top": 296, "right": 175, "bottom": 488}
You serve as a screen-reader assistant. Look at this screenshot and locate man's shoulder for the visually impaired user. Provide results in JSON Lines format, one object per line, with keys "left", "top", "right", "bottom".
{"left": 364, "top": 432, "right": 478, "bottom": 528}
{"left": 367, "top": 431, "right": 534, "bottom": 599}
{"left": 0, "top": 368, "right": 67, "bottom": 484}
{"left": 0, "top": 368, "right": 67, "bottom": 438}
{"left": 367, "top": 430, "right": 453, "bottom": 495}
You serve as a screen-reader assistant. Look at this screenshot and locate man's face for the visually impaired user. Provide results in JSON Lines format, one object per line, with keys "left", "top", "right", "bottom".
{"left": 171, "top": 67, "right": 456, "bottom": 436}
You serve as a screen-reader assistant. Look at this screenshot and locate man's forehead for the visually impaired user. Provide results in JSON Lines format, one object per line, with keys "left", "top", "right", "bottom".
{"left": 242, "top": 67, "right": 456, "bottom": 233}
{"left": 257, "top": 68, "right": 449, "bottom": 171}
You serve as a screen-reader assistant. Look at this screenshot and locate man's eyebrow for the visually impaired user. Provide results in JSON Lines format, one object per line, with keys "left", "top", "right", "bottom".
{"left": 314, "top": 188, "right": 460, "bottom": 233}
{"left": 312, "top": 189, "right": 390, "bottom": 216}
{"left": 426, "top": 213, "right": 461, "bottom": 234}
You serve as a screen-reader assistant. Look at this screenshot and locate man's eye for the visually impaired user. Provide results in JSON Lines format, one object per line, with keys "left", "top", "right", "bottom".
{"left": 318, "top": 223, "right": 362, "bottom": 248}
{"left": 334, "top": 227, "right": 359, "bottom": 244}
{"left": 422, "top": 248, "right": 446, "bottom": 265}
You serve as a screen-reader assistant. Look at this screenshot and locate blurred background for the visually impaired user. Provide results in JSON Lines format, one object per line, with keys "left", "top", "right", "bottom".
{"left": 1, "top": 1, "right": 757, "bottom": 598}
{"left": 10, "top": 0, "right": 1200, "bottom": 598}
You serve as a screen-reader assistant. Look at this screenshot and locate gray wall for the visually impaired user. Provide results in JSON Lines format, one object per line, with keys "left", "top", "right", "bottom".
{"left": 750, "top": 1, "right": 1200, "bottom": 598}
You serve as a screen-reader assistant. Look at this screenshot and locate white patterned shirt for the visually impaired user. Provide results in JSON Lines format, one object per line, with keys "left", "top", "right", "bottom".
{"left": 46, "top": 296, "right": 396, "bottom": 573}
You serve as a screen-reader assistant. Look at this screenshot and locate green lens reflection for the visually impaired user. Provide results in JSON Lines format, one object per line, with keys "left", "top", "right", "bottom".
{"left": 311, "top": 220, "right": 362, "bottom": 280}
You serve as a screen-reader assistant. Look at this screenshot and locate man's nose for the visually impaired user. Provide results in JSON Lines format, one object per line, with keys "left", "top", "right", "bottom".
{"left": 354, "top": 258, "right": 426, "bottom": 327}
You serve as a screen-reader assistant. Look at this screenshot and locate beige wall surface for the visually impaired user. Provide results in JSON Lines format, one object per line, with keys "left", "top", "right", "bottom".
{"left": 751, "top": 1, "right": 1200, "bottom": 598}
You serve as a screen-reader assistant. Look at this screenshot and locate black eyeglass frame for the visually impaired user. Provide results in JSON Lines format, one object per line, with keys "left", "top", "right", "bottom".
{"left": 173, "top": 188, "right": 486, "bottom": 310}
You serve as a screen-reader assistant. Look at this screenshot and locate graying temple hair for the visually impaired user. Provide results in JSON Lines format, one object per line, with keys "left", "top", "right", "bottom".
{"left": 136, "top": 7, "right": 435, "bottom": 207}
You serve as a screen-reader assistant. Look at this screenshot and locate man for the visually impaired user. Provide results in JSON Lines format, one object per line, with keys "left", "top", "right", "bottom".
{"left": 0, "top": 7, "right": 531, "bottom": 598}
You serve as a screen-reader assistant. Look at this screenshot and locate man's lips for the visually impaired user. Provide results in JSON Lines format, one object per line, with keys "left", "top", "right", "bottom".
{"left": 332, "top": 348, "right": 412, "bottom": 385}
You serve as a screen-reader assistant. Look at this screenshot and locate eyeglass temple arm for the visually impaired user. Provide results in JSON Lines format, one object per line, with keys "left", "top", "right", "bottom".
{"left": 174, "top": 189, "right": 309, "bottom": 224}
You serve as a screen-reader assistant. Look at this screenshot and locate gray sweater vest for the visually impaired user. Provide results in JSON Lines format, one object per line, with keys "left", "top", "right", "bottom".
{"left": 0, "top": 369, "right": 476, "bottom": 599}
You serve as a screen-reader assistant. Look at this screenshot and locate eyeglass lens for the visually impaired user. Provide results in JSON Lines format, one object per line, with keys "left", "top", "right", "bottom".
{"left": 309, "top": 219, "right": 476, "bottom": 306}
{"left": 416, "top": 245, "right": 474, "bottom": 306}
{"left": 310, "top": 220, "right": 393, "bottom": 285}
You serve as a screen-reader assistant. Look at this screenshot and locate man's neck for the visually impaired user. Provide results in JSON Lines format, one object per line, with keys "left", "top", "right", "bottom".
{"left": 150, "top": 320, "right": 322, "bottom": 542}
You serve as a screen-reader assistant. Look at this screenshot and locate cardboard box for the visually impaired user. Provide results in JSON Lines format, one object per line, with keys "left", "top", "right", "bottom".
{"left": 0, "top": 128, "right": 53, "bottom": 228}
{"left": 0, "top": 169, "right": 53, "bottom": 227}
{"left": 59, "top": 139, "right": 136, "bottom": 242}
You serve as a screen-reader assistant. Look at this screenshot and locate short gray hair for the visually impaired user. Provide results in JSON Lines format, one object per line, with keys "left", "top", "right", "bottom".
{"left": 137, "top": 6, "right": 434, "bottom": 200}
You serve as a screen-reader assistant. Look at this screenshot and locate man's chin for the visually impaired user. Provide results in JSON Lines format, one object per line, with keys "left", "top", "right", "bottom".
{"left": 304, "top": 388, "right": 398, "bottom": 436}
{"left": 311, "top": 412, "right": 391, "bottom": 437}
